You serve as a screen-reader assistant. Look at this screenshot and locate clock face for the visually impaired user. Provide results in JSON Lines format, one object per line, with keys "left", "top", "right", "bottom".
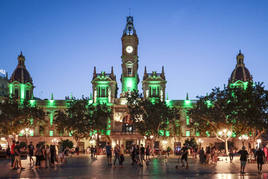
{"left": 125, "top": 46, "right": 133, "bottom": 54}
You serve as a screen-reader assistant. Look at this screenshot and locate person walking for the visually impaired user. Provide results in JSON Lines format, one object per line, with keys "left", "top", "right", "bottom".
{"left": 10, "top": 140, "right": 15, "bottom": 168}
{"left": 113, "top": 144, "right": 120, "bottom": 167}
{"left": 131, "top": 144, "right": 136, "bottom": 165}
{"left": 238, "top": 146, "right": 249, "bottom": 174}
{"left": 105, "top": 142, "right": 112, "bottom": 166}
{"left": 229, "top": 148, "right": 234, "bottom": 163}
{"left": 199, "top": 147, "right": 205, "bottom": 164}
{"left": 145, "top": 145, "right": 150, "bottom": 160}
{"left": 181, "top": 144, "right": 188, "bottom": 168}
{"left": 140, "top": 144, "right": 145, "bottom": 164}
{"left": 119, "top": 144, "right": 125, "bottom": 168}
{"left": 45, "top": 145, "right": 50, "bottom": 168}
{"left": 28, "top": 142, "right": 35, "bottom": 166}
{"left": 256, "top": 147, "right": 265, "bottom": 174}
{"left": 13, "top": 142, "right": 25, "bottom": 170}
{"left": 50, "top": 145, "right": 56, "bottom": 167}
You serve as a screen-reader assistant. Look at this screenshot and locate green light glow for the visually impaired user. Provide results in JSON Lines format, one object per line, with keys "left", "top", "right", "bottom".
{"left": 186, "top": 115, "right": 190, "bottom": 125}
{"left": 30, "top": 100, "right": 36, "bottom": 107}
{"left": 206, "top": 100, "right": 212, "bottom": 108}
{"left": 48, "top": 100, "right": 55, "bottom": 107}
{"left": 20, "top": 84, "right": 25, "bottom": 100}
{"left": 159, "top": 130, "right": 164, "bottom": 136}
{"left": 184, "top": 100, "right": 192, "bottom": 108}
{"left": 165, "top": 131, "right": 170, "bottom": 137}
{"left": 122, "top": 77, "right": 137, "bottom": 92}
{"left": 30, "top": 130, "right": 34, "bottom": 136}
{"left": 165, "top": 100, "right": 173, "bottom": 107}
{"left": 196, "top": 131, "right": 200, "bottom": 136}
{"left": 30, "top": 118, "right": 33, "bottom": 125}
{"left": 230, "top": 80, "right": 248, "bottom": 90}
{"left": 186, "top": 130, "right": 190, "bottom": 137}
{"left": 50, "top": 112, "right": 53, "bottom": 125}
{"left": 232, "top": 132, "right": 236, "bottom": 138}
{"left": 49, "top": 130, "right": 53, "bottom": 136}
{"left": 106, "top": 130, "right": 111, "bottom": 135}
{"left": 206, "top": 131, "right": 210, "bottom": 137}
{"left": 69, "top": 132, "right": 72, "bottom": 136}
{"left": 9, "top": 83, "right": 13, "bottom": 97}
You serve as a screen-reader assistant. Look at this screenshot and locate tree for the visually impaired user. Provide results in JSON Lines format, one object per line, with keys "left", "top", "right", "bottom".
{"left": 89, "top": 103, "right": 112, "bottom": 148}
{"left": 0, "top": 97, "right": 45, "bottom": 138}
{"left": 189, "top": 81, "right": 268, "bottom": 154}
{"left": 54, "top": 98, "right": 112, "bottom": 148}
{"left": 54, "top": 98, "right": 91, "bottom": 145}
{"left": 127, "top": 91, "right": 179, "bottom": 144}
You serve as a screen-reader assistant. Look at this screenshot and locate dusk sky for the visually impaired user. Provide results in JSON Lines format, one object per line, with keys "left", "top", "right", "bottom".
{"left": 0, "top": 0, "right": 267, "bottom": 100}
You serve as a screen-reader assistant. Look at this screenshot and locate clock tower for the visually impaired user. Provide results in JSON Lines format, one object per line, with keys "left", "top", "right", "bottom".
{"left": 121, "top": 16, "right": 139, "bottom": 94}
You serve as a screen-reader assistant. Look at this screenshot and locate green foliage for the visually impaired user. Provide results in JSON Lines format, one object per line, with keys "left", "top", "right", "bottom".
{"left": 59, "top": 139, "right": 73, "bottom": 150}
{"left": 189, "top": 81, "right": 268, "bottom": 138}
{"left": 0, "top": 97, "right": 45, "bottom": 136}
{"left": 127, "top": 91, "right": 180, "bottom": 138}
{"left": 184, "top": 137, "right": 197, "bottom": 149}
{"left": 54, "top": 98, "right": 112, "bottom": 142}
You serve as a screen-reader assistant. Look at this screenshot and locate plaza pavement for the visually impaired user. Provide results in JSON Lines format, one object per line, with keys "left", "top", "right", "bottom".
{"left": 0, "top": 155, "right": 268, "bottom": 179}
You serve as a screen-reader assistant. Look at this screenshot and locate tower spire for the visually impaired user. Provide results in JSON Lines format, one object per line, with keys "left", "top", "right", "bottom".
{"left": 186, "top": 93, "right": 189, "bottom": 100}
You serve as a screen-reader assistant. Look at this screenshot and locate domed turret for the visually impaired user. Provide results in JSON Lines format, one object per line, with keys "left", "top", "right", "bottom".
{"left": 228, "top": 50, "right": 252, "bottom": 84}
{"left": 10, "top": 52, "right": 33, "bottom": 84}
{"left": 9, "top": 52, "right": 33, "bottom": 100}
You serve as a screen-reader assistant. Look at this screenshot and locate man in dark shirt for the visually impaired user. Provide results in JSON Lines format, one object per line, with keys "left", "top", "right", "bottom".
{"left": 28, "top": 142, "right": 34, "bottom": 166}
{"left": 106, "top": 142, "right": 112, "bottom": 166}
{"left": 238, "top": 146, "right": 248, "bottom": 174}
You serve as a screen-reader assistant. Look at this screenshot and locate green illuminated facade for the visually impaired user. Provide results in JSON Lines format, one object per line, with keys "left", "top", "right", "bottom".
{"left": 5, "top": 16, "right": 255, "bottom": 151}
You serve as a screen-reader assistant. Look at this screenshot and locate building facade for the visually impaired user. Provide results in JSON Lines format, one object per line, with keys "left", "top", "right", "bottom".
{"left": 4, "top": 16, "right": 254, "bottom": 152}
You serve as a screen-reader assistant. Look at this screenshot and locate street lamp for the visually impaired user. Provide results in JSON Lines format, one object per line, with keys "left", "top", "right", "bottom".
{"left": 197, "top": 138, "right": 204, "bottom": 149}
{"left": 20, "top": 128, "right": 33, "bottom": 145}
{"left": 257, "top": 139, "right": 262, "bottom": 148}
{"left": 238, "top": 135, "right": 249, "bottom": 147}
{"left": 217, "top": 128, "right": 232, "bottom": 155}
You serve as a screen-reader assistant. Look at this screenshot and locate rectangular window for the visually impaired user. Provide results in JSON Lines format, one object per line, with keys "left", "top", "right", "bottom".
{"left": 15, "top": 88, "right": 19, "bottom": 98}
{"left": 26, "top": 90, "right": 30, "bottom": 100}
{"left": 49, "top": 130, "right": 53, "bottom": 137}
{"left": 127, "top": 68, "right": 132, "bottom": 75}
{"left": 186, "top": 116, "right": 190, "bottom": 125}
{"left": 196, "top": 131, "right": 200, "bottom": 136}
{"left": 186, "top": 130, "right": 190, "bottom": 137}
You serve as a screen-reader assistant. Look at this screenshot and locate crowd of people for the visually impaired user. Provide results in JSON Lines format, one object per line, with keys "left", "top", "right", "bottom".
{"left": 3, "top": 139, "right": 268, "bottom": 174}
{"left": 6, "top": 140, "right": 69, "bottom": 170}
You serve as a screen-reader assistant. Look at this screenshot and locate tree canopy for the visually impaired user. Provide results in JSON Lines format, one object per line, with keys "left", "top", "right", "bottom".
{"left": 0, "top": 97, "right": 45, "bottom": 136}
{"left": 127, "top": 91, "right": 180, "bottom": 138}
{"left": 54, "top": 98, "right": 112, "bottom": 142}
{"left": 189, "top": 81, "right": 268, "bottom": 139}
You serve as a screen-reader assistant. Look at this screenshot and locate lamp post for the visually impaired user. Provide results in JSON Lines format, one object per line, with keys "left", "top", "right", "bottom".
{"left": 20, "top": 128, "right": 33, "bottom": 145}
{"left": 257, "top": 139, "right": 262, "bottom": 149}
{"left": 238, "top": 135, "right": 249, "bottom": 147}
{"left": 197, "top": 138, "right": 204, "bottom": 149}
{"left": 217, "top": 129, "right": 232, "bottom": 155}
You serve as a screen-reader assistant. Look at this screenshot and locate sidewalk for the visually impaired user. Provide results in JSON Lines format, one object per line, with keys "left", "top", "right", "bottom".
{"left": 0, "top": 155, "right": 267, "bottom": 178}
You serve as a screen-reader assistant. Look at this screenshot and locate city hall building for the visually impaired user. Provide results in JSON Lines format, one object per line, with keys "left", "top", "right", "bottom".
{"left": 2, "top": 16, "right": 253, "bottom": 152}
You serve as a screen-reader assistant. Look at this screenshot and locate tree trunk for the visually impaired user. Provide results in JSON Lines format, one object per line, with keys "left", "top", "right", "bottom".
{"left": 96, "top": 134, "right": 100, "bottom": 154}
{"left": 225, "top": 139, "right": 229, "bottom": 155}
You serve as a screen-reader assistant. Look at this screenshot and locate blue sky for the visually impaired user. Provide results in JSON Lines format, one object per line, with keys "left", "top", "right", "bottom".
{"left": 0, "top": 0, "right": 267, "bottom": 100}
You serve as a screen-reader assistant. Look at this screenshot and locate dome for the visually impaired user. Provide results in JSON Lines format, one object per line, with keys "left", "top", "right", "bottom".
{"left": 10, "top": 52, "right": 33, "bottom": 84}
{"left": 228, "top": 51, "right": 252, "bottom": 84}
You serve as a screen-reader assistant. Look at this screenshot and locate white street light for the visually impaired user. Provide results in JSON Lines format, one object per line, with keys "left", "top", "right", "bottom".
{"left": 238, "top": 135, "right": 249, "bottom": 147}
{"left": 257, "top": 139, "right": 262, "bottom": 148}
